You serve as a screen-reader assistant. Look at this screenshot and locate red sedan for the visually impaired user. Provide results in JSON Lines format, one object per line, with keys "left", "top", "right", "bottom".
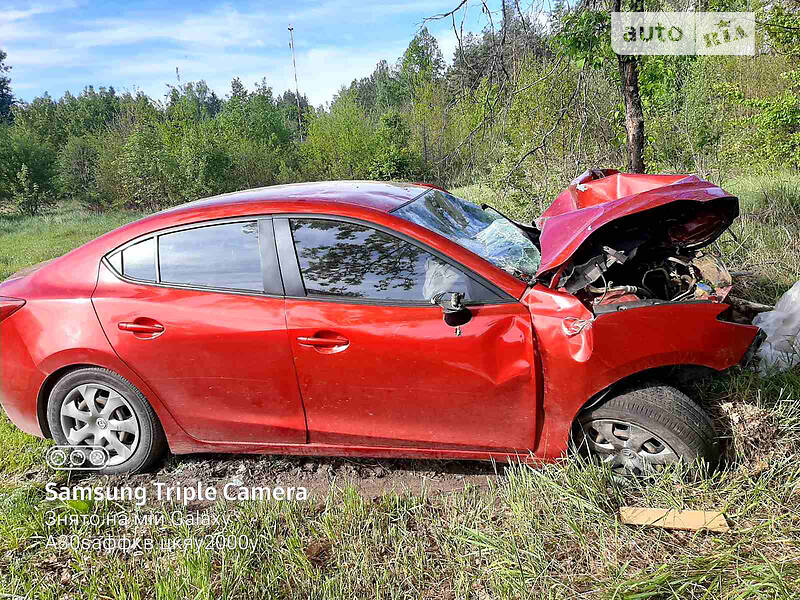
{"left": 0, "top": 172, "right": 762, "bottom": 475}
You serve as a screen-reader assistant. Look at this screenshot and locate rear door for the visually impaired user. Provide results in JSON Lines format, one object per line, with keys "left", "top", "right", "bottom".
{"left": 92, "top": 218, "right": 307, "bottom": 444}
{"left": 276, "top": 216, "right": 537, "bottom": 451}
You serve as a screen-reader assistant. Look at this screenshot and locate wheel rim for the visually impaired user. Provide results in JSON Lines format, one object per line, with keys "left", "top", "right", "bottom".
{"left": 59, "top": 383, "right": 140, "bottom": 467}
{"left": 580, "top": 419, "right": 678, "bottom": 476}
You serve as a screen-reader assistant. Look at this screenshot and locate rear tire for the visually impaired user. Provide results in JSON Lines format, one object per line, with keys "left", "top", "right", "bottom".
{"left": 573, "top": 382, "right": 717, "bottom": 476}
{"left": 46, "top": 367, "right": 166, "bottom": 475}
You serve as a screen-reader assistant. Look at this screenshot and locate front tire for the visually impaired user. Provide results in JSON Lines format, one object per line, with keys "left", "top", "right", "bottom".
{"left": 573, "top": 382, "right": 718, "bottom": 476}
{"left": 46, "top": 367, "right": 166, "bottom": 474}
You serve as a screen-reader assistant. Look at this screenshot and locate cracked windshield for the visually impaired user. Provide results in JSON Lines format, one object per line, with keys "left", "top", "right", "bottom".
{"left": 393, "top": 189, "right": 541, "bottom": 281}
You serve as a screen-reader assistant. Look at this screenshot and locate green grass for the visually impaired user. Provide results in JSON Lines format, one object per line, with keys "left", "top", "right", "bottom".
{"left": 1, "top": 455, "right": 800, "bottom": 598}
{"left": 1, "top": 177, "right": 800, "bottom": 598}
{"left": 0, "top": 202, "right": 145, "bottom": 281}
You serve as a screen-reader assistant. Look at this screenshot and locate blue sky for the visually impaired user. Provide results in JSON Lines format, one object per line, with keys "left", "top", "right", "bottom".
{"left": 1, "top": 1, "right": 497, "bottom": 106}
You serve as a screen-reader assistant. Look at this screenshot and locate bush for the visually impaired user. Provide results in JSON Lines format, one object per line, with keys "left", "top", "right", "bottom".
{"left": 302, "top": 93, "right": 377, "bottom": 180}
{"left": 56, "top": 135, "right": 101, "bottom": 206}
{"left": 115, "top": 123, "right": 178, "bottom": 211}
{"left": 10, "top": 164, "right": 55, "bottom": 215}
{"left": 0, "top": 124, "right": 57, "bottom": 207}
{"left": 369, "top": 111, "right": 418, "bottom": 180}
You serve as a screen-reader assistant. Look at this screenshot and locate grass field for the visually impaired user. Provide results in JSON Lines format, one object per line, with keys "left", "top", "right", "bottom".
{"left": 1, "top": 175, "right": 799, "bottom": 599}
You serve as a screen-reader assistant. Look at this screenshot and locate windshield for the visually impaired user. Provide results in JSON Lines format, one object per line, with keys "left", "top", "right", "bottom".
{"left": 392, "top": 190, "right": 541, "bottom": 281}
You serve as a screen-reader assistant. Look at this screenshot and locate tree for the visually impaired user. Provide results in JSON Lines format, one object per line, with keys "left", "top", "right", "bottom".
{"left": 343, "top": 60, "right": 406, "bottom": 114}
{"left": 229, "top": 77, "right": 248, "bottom": 100}
{"left": 613, "top": 0, "right": 645, "bottom": 172}
{"left": 399, "top": 27, "right": 445, "bottom": 100}
{"left": 277, "top": 89, "right": 311, "bottom": 138}
{"left": 0, "top": 49, "right": 14, "bottom": 123}
{"left": 555, "top": 1, "right": 646, "bottom": 172}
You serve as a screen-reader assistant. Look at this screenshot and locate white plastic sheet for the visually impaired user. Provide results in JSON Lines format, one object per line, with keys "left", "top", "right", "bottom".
{"left": 753, "top": 281, "right": 800, "bottom": 375}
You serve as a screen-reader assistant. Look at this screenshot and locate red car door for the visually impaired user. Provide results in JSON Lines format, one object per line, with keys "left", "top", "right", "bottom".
{"left": 92, "top": 219, "right": 307, "bottom": 445}
{"left": 276, "top": 217, "right": 537, "bottom": 451}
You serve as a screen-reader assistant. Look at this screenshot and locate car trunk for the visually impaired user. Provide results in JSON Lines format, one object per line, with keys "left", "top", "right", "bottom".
{"left": 538, "top": 170, "right": 739, "bottom": 313}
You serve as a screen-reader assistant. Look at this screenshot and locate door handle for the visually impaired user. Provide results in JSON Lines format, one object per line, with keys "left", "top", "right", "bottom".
{"left": 297, "top": 335, "right": 349, "bottom": 347}
{"left": 118, "top": 322, "right": 164, "bottom": 334}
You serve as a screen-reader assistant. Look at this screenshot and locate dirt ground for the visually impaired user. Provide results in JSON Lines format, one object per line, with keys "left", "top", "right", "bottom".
{"left": 50, "top": 453, "right": 508, "bottom": 508}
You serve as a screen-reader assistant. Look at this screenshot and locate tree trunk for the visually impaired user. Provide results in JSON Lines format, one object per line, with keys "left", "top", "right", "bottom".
{"left": 613, "top": 0, "right": 646, "bottom": 173}
{"left": 618, "top": 55, "right": 646, "bottom": 173}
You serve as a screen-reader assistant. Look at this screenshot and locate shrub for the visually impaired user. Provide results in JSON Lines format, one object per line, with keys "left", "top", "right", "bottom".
{"left": 10, "top": 164, "right": 55, "bottom": 215}
{"left": 369, "top": 111, "right": 418, "bottom": 180}
{"left": 115, "top": 123, "right": 178, "bottom": 211}
{"left": 0, "top": 124, "right": 57, "bottom": 208}
{"left": 302, "top": 93, "right": 377, "bottom": 180}
{"left": 56, "top": 135, "right": 101, "bottom": 206}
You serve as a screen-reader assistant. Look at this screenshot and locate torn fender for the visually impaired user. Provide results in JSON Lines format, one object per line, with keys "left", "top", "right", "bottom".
{"left": 522, "top": 285, "right": 759, "bottom": 459}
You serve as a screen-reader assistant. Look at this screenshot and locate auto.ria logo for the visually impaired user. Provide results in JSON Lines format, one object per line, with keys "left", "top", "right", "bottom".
{"left": 611, "top": 12, "right": 755, "bottom": 56}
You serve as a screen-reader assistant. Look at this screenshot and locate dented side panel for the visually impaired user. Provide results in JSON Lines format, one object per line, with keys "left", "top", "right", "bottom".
{"left": 286, "top": 299, "right": 538, "bottom": 451}
{"left": 522, "top": 285, "right": 759, "bottom": 459}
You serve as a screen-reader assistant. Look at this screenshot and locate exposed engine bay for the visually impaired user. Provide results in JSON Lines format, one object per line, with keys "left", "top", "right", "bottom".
{"left": 548, "top": 199, "right": 737, "bottom": 313}
{"left": 564, "top": 248, "right": 732, "bottom": 309}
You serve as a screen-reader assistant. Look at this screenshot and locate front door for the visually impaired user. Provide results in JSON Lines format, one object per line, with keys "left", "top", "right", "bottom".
{"left": 93, "top": 219, "right": 307, "bottom": 444}
{"left": 279, "top": 217, "right": 537, "bottom": 451}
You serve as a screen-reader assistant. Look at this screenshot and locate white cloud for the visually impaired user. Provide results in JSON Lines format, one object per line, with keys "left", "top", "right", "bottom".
{"left": 294, "top": 44, "right": 408, "bottom": 106}
{"left": 100, "top": 42, "right": 408, "bottom": 106}
{"left": 65, "top": 6, "right": 281, "bottom": 49}
{"left": 5, "top": 47, "right": 90, "bottom": 68}
{"left": 0, "top": 0, "right": 78, "bottom": 41}
{"left": 60, "top": 1, "right": 457, "bottom": 51}
{"left": 435, "top": 27, "right": 459, "bottom": 64}
{"left": 0, "top": 1, "right": 77, "bottom": 23}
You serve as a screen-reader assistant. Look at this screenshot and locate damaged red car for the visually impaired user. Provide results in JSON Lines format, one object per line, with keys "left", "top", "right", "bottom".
{"left": 0, "top": 171, "right": 762, "bottom": 475}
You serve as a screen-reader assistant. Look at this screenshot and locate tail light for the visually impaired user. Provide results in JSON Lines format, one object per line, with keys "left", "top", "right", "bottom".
{"left": 0, "top": 297, "right": 25, "bottom": 322}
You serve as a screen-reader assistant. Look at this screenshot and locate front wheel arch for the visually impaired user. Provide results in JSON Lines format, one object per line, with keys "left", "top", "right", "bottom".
{"left": 574, "top": 364, "right": 719, "bottom": 422}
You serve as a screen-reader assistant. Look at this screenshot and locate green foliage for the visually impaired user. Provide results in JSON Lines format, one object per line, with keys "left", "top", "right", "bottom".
{"left": 369, "top": 111, "right": 417, "bottom": 180}
{"left": 400, "top": 27, "right": 445, "bottom": 99}
{"left": 0, "top": 122, "right": 57, "bottom": 208}
{"left": 116, "top": 123, "right": 177, "bottom": 210}
{"left": 9, "top": 164, "right": 55, "bottom": 215}
{"left": 302, "top": 92, "right": 377, "bottom": 180}
{"left": 763, "top": 3, "right": 800, "bottom": 57}
{"left": 0, "top": 11, "right": 798, "bottom": 217}
{"left": 742, "top": 73, "right": 800, "bottom": 168}
{"left": 56, "top": 135, "right": 100, "bottom": 205}
{"left": 555, "top": 9, "right": 613, "bottom": 70}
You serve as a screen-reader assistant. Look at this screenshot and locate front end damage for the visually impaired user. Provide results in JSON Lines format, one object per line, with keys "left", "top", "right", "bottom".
{"left": 536, "top": 169, "right": 765, "bottom": 323}
{"left": 526, "top": 169, "right": 763, "bottom": 459}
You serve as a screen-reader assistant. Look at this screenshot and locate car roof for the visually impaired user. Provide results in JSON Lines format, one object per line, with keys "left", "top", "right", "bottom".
{"left": 160, "top": 180, "right": 435, "bottom": 216}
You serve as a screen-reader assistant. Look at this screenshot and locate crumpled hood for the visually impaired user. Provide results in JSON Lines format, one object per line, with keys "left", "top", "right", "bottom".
{"left": 535, "top": 170, "right": 738, "bottom": 275}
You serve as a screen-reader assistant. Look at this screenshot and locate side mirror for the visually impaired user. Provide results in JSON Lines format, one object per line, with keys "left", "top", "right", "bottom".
{"left": 431, "top": 291, "right": 472, "bottom": 327}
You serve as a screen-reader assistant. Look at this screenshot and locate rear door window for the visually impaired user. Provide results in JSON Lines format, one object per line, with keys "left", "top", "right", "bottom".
{"left": 158, "top": 221, "right": 263, "bottom": 292}
{"left": 120, "top": 238, "right": 156, "bottom": 282}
